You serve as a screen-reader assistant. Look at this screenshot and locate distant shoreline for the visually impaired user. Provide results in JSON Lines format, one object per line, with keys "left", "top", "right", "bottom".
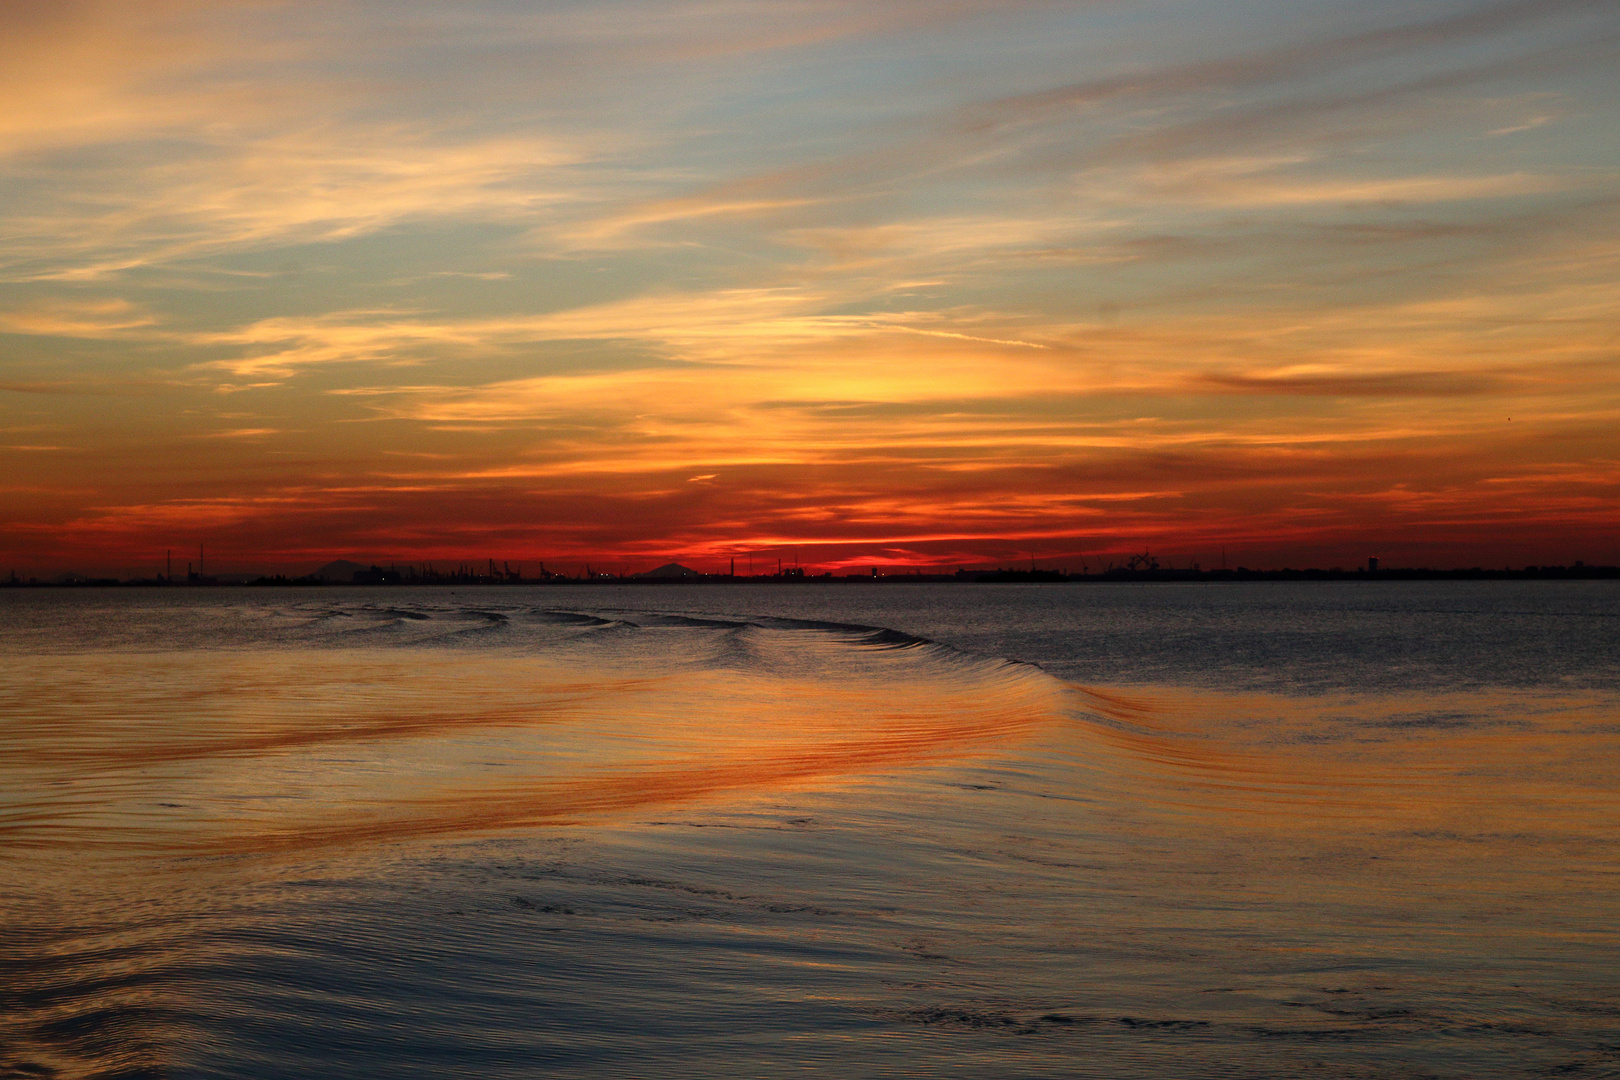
{"left": 6, "top": 565, "right": 1617, "bottom": 588}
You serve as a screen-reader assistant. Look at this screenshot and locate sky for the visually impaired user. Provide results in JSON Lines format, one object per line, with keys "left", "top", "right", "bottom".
{"left": 2, "top": 0, "right": 1617, "bottom": 577}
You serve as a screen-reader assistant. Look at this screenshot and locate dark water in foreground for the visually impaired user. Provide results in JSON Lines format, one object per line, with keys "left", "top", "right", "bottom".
{"left": 2, "top": 582, "right": 1616, "bottom": 1079}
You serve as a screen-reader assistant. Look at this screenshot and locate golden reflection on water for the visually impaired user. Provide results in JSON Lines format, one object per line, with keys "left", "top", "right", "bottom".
{"left": 0, "top": 646, "right": 1067, "bottom": 857}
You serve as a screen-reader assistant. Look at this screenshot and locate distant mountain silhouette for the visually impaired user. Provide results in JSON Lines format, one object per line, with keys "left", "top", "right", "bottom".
{"left": 635, "top": 562, "right": 704, "bottom": 580}
{"left": 309, "top": 559, "right": 372, "bottom": 583}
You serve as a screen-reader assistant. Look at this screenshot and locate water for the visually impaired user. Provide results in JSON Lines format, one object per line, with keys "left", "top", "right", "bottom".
{"left": 2, "top": 582, "right": 1616, "bottom": 1079}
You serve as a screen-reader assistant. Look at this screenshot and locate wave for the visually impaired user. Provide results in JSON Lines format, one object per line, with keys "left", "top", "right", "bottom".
{"left": 0, "top": 604, "right": 1071, "bottom": 860}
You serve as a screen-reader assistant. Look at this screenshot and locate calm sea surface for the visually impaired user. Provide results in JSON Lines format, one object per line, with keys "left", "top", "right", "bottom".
{"left": 2, "top": 582, "right": 1616, "bottom": 1078}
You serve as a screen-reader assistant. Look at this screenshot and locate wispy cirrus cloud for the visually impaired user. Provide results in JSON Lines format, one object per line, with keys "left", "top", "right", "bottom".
{"left": 0, "top": 299, "right": 159, "bottom": 336}
{"left": 175, "top": 289, "right": 1055, "bottom": 377}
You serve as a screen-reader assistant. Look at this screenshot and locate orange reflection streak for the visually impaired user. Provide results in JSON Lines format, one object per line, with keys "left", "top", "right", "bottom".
{"left": 0, "top": 646, "right": 1074, "bottom": 857}
{"left": 212, "top": 700, "right": 1057, "bottom": 856}
{"left": 3, "top": 677, "right": 669, "bottom": 772}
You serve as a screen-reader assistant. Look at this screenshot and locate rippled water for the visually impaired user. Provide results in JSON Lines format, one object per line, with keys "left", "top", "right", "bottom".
{"left": 2, "top": 583, "right": 1617, "bottom": 1078}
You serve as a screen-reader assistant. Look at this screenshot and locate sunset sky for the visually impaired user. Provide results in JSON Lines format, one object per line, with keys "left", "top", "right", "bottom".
{"left": 3, "top": 0, "right": 1617, "bottom": 576}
